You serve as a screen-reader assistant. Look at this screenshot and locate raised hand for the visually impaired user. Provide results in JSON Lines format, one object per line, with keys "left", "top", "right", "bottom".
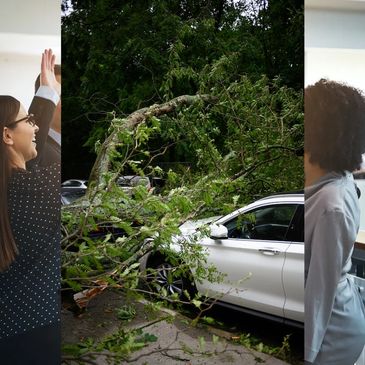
{"left": 40, "top": 49, "right": 61, "bottom": 96}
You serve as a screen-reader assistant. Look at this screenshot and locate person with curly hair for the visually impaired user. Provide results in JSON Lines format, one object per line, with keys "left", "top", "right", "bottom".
{"left": 305, "top": 79, "right": 365, "bottom": 365}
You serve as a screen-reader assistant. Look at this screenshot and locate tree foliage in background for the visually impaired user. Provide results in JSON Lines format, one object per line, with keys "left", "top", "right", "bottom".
{"left": 61, "top": 0, "right": 303, "bottom": 179}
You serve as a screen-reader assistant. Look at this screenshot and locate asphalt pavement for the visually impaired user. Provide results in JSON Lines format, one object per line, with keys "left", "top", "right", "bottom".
{"left": 61, "top": 289, "right": 294, "bottom": 365}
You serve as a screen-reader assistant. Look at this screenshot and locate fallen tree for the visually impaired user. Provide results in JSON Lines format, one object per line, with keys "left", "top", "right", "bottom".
{"left": 61, "top": 74, "right": 303, "bottom": 292}
{"left": 88, "top": 94, "right": 217, "bottom": 193}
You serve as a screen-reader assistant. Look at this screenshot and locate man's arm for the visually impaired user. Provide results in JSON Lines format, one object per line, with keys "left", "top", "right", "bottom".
{"left": 26, "top": 88, "right": 59, "bottom": 169}
{"left": 26, "top": 50, "right": 60, "bottom": 169}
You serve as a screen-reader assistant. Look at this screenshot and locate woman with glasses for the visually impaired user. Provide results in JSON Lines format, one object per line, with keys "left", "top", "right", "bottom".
{"left": 305, "top": 79, "right": 365, "bottom": 365}
{"left": 0, "top": 50, "right": 61, "bottom": 364}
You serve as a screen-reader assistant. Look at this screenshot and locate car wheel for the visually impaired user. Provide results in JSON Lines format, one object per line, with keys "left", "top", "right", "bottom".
{"left": 146, "top": 256, "right": 195, "bottom": 300}
{"left": 155, "top": 261, "right": 185, "bottom": 296}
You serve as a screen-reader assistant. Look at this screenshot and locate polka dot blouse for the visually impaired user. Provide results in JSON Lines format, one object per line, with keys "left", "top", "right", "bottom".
{"left": 0, "top": 163, "right": 60, "bottom": 339}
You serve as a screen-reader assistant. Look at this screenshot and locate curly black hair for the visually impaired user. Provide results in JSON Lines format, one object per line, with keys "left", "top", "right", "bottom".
{"left": 305, "top": 79, "right": 365, "bottom": 172}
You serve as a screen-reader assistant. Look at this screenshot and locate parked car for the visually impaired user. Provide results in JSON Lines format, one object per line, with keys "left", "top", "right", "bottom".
{"left": 61, "top": 179, "right": 88, "bottom": 193}
{"left": 117, "top": 175, "right": 152, "bottom": 194}
{"left": 61, "top": 190, "right": 86, "bottom": 205}
{"left": 140, "top": 193, "right": 305, "bottom": 326}
{"left": 150, "top": 177, "right": 166, "bottom": 194}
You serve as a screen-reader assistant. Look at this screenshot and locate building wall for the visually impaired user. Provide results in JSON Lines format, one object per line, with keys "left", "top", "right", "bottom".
{"left": 305, "top": 8, "right": 365, "bottom": 91}
{"left": 0, "top": 1, "right": 60, "bottom": 109}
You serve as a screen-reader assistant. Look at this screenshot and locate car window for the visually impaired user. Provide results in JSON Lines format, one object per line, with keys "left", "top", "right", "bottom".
{"left": 285, "top": 204, "right": 304, "bottom": 243}
{"left": 61, "top": 190, "right": 86, "bottom": 205}
{"left": 135, "top": 178, "right": 150, "bottom": 187}
{"left": 224, "top": 204, "right": 298, "bottom": 241}
{"left": 117, "top": 178, "right": 131, "bottom": 187}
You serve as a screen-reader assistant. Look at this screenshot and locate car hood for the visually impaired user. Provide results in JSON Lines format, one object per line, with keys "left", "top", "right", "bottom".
{"left": 178, "top": 215, "right": 222, "bottom": 236}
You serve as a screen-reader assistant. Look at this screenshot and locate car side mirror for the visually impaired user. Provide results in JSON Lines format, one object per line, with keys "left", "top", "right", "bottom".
{"left": 210, "top": 224, "right": 228, "bottom": 239}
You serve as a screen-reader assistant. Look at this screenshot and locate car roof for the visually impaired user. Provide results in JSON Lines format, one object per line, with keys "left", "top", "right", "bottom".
{"left": 215, "top": 192, "right": 304, "bottom": 224}
{"left": 256, "top": 193, "right": 304, "bottom": 204}
{"left": 62, "top": 179, "right": 87, "bottom": 183}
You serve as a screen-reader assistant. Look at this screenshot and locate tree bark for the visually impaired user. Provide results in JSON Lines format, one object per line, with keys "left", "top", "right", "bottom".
{"left": 87, "top": 94, "right": 216, "bottom": 193}
{"left": 214, "top": 0, "right": 225, "bottom": 31}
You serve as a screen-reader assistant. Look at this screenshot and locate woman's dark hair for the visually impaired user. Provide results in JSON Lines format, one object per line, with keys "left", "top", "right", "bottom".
{"left": 0, "top": 95, "right": 20, "bottom": 271}
{"left": 305, "top": 79, "right": 365, "bottom": 172}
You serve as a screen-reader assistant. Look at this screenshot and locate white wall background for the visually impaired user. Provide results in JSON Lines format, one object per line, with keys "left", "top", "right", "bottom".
{"left": 305, "top": 48, "right": 365, "bottom": 92}
{"left": 305, "top": 0, "right": 365, "bottom": 234}
{"left": 305, "top": 7, "right": 365, "bottom": 91}
{"left": 0, "top": 1, "right": 60, "bottom": 109}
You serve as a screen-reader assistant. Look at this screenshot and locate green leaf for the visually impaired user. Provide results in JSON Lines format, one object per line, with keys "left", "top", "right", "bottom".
{"left": 141, "top": 333, "right": 158, "bottom": 343}
{"left": 192, "top": 299, "right": 202, "bottom": 309}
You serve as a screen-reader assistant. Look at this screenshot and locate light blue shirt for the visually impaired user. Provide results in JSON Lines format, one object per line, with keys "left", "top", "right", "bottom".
{"left": 305, "top": 172, "right": 365, "bottom": 364}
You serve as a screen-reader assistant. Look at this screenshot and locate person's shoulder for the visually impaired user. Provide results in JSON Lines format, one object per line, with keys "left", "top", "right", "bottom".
{"left": 10, "top": 164, "right": 60, "bottom": 191}
{"left": 28, "top": 163, "right": 60, "bottom": 180}
{"left": 312, "top": 174, "right": 357, "bottom": 213}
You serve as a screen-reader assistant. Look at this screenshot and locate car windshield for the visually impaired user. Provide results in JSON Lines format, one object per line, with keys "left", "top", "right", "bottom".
{"left": 61, "top": 190, "right": 86, "bottom": 205}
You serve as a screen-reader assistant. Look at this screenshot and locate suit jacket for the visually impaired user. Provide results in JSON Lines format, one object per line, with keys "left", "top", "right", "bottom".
{"left": 26, "top": 95, "right": 58, "bottom": 169}
{"left": 38, "top": 133, "right": 61, "bottom": 167}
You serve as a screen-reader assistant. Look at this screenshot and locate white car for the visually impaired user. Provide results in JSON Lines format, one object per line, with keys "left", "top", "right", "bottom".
{"left": 61, "top": 179, "right": 88, "bottom": 193}
{"left": 141, "top": 193, "right": 304, "bottom": 326}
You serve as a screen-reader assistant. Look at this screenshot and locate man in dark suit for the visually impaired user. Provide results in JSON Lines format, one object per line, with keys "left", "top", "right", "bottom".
{"left": 27, "top": 65, "right": 61, "bottom": 168}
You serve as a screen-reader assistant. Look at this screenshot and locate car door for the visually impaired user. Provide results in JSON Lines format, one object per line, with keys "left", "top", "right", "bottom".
{"left": 282, "top": 204, "right": 304, "bottom": 323}
{"left": 196, "top": 203, "right": 299, "bottom": 318}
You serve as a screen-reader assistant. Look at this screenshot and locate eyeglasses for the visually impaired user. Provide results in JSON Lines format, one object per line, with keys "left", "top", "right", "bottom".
{"left": 6, "top": 114, "right": 37, "bottom": 128}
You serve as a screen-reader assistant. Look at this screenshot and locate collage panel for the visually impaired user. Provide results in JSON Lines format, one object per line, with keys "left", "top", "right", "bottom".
{"left": 305, "top": 1, "right": 365, "bottom": 364}
{"left": 2, "top": 1, "right": 365, "bottom": 365}
{"left": 61, "top": 0, "right": 304, "bottom": 364}
{"left": 0, "top": 1, "right": 61, "bottom": 364}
